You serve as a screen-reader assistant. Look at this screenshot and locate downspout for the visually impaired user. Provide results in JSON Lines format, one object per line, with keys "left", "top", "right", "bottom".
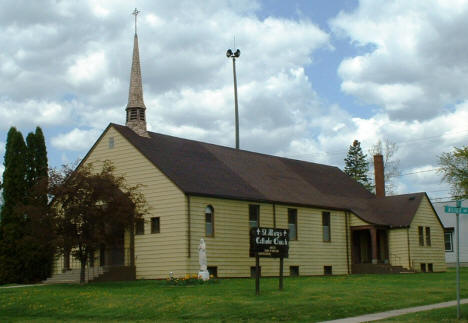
{"left": 130, "top": 224, "right": 135, "bottom": 267}
{"left": 273, "top": 203, "right": 276, "bottom": 228}
{"left": 187, "top": 195, "right": 191, "bottom": 258}
{"left": 345, "top": 212, "right": 350, "bottom": 274}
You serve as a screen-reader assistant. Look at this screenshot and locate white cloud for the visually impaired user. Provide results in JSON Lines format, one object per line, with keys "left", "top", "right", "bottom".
{"left": 331, "top": 0, "right": 468, "bottom": 120}
{"left": 51, "top": 128, "right": 102, "bottom": 151}
{"left": 67, "top": 51, "right": 107, "bottom": 85}
{"left": 0, "top": 99, "right": 72, "bottom": 130}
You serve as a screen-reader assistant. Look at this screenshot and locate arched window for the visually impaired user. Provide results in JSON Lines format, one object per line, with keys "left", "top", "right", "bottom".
{"left": 205, "top": 205, "right": 214, "bottom": 237}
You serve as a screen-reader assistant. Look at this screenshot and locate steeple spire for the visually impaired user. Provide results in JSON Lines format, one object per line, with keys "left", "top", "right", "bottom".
{"left": 126, "top": 8, "right": 149, "bottom": 137}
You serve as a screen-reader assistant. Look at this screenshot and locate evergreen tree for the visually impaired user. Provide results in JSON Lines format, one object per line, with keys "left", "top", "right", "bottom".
{"left": 26, "top": 127, "right": 48, "bottom": 207}
{"left": 21, "top": 126, "right": 54, "bottom": 282}
{"left": 0, "top": 128, "right": 28, "bottom": 283}
{"left": 0, "top": 126, "right": 54, "bottom": 283}
{"left": 344, "top": 140, "right": 372, "bottom": 191}
{"left": 0, "top": 128, "right": 27, "bottom": 225}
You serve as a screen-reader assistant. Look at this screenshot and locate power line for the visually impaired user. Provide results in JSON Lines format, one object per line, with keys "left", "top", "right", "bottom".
{"left": 430, "top": 196, "right": 456, "bottom": 201}
{"left": 425, "top": 189, "right": 451, "bottom": 193}
{"left": 397, "top": 168, "right": 442, "bottom": 177}
{"left": 286, "top": 129, "right": 468, "bottom": 159}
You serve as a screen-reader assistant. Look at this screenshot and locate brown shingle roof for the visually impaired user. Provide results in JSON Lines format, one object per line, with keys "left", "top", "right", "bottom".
{"left": 110, "top": 123, "right": 426, "bottom": 228}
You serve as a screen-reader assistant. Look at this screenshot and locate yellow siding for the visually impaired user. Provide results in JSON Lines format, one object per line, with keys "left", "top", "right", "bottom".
{"left": 83, "top": 126, "right": 188, "bottom": 279}
{"left": 388, "top": 229, "right": 410, "bottom": 268}
{"left": 349, "top": 214, "right": 370, "bottom": 227}
{"left": 188, "top": 197, "right": 350, "bottom": 277}
{"left": 408, "top": 196, "right": 446, "bottom": 272}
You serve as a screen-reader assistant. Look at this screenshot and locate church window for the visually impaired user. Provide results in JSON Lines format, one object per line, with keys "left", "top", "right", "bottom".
{"left": 205, "top": 206, "right": 214, "bottom": 237}
{"left": 108, "top": 137, "right": 114, "bottom": 149}
{"left": 425, "top": 227, "right": 431, "bottom": 246}
{"left": 288, "top": 208, "right": 297, "bottom": 240}
{"left": 151, "top": 217, "right": 160, "bottom": 234}
{"left": 418, "top": 226, "right": 424, "bottom": 246}
{"left": 322, "top": 212, "right": 331, "bottom": 242}
{"left": 135, "top": 219, "right": 144, "bottom": 235}
{"left": 139, "top": 109, "right": 145, "bottom": 121}
{"left": 249, "top": 204, "right": 260, "bottom": 228}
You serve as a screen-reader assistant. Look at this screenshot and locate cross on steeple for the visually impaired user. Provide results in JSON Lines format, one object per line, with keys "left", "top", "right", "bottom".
{"left": 132, "top": 8, "right": 140, "bottom": 35}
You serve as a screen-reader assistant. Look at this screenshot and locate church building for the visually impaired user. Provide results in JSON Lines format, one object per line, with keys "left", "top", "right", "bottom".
{"left": 51, "top": 14, "right": 446, "bottom": 281}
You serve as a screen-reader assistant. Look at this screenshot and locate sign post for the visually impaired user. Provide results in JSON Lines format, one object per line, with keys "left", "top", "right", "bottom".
{"left": 255, "top": 249, "right": 260, "bottom": 296}
{"left": 279, "top": 256, "right": 284, "bottom": 290}
{"left": 444, "top": 200, "right": 464, "bottom": 319}
{"left": 250, "top": 227, "right": 289, "bottom": 295}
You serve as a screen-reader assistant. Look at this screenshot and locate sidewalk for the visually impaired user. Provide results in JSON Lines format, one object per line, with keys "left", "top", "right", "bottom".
{"left": 321, "top": 298, "right": 468, "bottom": 323}
{"left": 0, "top": 284, "right": 44, "bottom": 289}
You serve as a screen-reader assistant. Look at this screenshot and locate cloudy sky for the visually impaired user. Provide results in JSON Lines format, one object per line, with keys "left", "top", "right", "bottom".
{"left": 1, "top": 0, "right": 467, "bottom": 201}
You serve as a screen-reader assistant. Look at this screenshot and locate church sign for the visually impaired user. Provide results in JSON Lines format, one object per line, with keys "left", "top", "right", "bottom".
{"left": 250, "top": 227, "right": 289, "bottom": 258}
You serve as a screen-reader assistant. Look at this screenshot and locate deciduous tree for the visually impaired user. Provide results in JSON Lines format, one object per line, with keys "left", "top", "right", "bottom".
{"left": 368, "top": 139, "right": 401, "bottom": 195}
{"left": 439, "top": 146, "right": 468, "bottom": 199}
{"left": 50, "top": 161, "right": 147, "bottom": 284}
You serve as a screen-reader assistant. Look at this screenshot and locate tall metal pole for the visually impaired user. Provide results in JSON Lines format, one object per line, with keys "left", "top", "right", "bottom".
{"left": 227, "top": 48, "right": 240, "bottom": 150}
{"left": 232, "top": 57, "right": 239, "bottom": 149}
{"left": 456, "top": 200, "right": 461, "bottom": 319}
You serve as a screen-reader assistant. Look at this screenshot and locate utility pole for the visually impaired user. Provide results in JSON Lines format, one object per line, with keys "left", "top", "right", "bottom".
{"left": 226, "top": 48, "right": 241, "bottom": 149}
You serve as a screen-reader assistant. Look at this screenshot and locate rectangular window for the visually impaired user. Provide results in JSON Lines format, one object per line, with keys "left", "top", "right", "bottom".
{"left": 324, "top": 266, "right": 333, "bottom": 276}
{"left": 428, "top": 263, "right": 433, "bottom": 272}
{"left": 108, "top": 137, "right": 114, "bottom": 149}
{"left": 418, "top": 226, "right": 424, "bottom": 246}
{"left": 420, "top": 263, "right": 426, "bottom": 272}
{"left": 445, "top": 228, "right": 454, "bottom": 252}
{"left": 135, "top": 219, "right": 145, "bottom": 235}
{"left": 151, "top": 217, "right": 160, "bottom": 234}
{"left": 288, "top": 209, "right": 298, "bottom": 240}
{"left": 205, "top": 206, "right": 214, "bottom": 237}
{"left": 249, "top": 204, "right": 260, "bottom": 228}
{"left": 425, "top": 227, "right": 431, "bottom": 246}
{"left": 322, "top": 212, "right": 331, "bottom": 242}
{"left": 290, "top": 266, "right": 299, "bottom": 277}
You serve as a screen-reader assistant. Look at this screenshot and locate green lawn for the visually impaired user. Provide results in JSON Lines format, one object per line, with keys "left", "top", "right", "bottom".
{"left": 1, "top": 269, "right": 467, "bottom": 322}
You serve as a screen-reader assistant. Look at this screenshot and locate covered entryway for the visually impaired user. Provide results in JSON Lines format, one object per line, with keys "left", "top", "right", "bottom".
{"left": 99, "top": 231, "right": 126, "bottom": 267}
{"left": 351, "top": 226, "right": 392, "bottom": 273}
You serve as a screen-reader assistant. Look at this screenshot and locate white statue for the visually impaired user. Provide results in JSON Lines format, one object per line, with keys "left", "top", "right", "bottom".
{"left": 198, "top": 238, "right": 209, "bottom": 280}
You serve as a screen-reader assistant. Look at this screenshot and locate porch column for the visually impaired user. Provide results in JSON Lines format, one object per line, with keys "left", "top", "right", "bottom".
{"left": 370, "top": 227, "right": 378, "bottom": 264}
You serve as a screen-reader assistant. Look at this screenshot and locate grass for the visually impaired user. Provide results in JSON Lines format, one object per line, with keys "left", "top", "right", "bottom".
{"left": 0, "top": 269, "right": 467, "bottom": 322}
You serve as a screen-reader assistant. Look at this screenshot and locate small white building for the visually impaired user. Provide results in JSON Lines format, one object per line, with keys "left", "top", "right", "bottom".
{"left": 433, "top": 199, "right": 468, "bottom": 267}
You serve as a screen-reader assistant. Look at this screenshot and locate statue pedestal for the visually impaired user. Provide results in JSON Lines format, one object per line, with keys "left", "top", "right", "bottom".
{"left": 198, "top": 270, "right": 210, "bottom": 281}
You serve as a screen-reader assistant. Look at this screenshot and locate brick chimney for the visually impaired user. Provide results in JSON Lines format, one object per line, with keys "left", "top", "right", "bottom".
{"left": 374, "top": 154, "right": 385, "bottom": 197}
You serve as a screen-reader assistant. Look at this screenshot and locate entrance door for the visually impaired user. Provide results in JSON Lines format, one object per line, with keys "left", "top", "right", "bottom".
{"left": 352, "top": 230, "right": 372, "bottom": 264}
